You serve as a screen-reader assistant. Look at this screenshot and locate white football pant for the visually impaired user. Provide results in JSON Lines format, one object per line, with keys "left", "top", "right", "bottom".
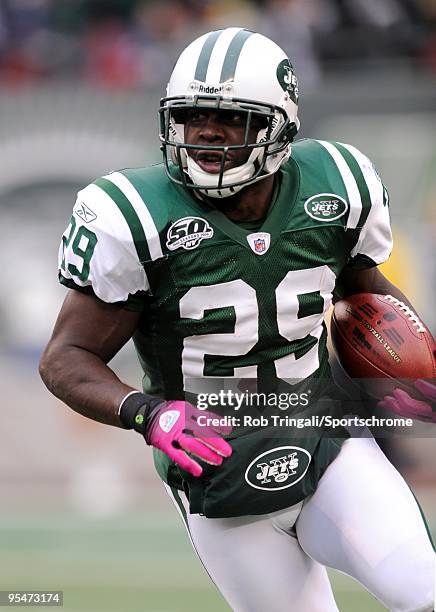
{"left": 166, "top": 436, "right": 435, "bottom": 611}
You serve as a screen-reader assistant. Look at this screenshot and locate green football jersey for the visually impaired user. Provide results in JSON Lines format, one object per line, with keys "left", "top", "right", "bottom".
{"left": 59, "top": 138, "right": 392, "bottom": 516}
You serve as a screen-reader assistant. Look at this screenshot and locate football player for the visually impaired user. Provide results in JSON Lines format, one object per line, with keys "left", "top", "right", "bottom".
{"left": 40, "top": 28, "right": 435, "bottom": 611}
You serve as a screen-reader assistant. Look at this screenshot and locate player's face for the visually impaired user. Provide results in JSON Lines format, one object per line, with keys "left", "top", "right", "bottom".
{"left": 181, "top": 108, "right": 265, "bottom": 173}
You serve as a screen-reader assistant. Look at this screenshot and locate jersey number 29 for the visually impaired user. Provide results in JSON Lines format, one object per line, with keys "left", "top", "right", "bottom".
{"left": 180, "top": 266, "right": 336, "bottom": 389}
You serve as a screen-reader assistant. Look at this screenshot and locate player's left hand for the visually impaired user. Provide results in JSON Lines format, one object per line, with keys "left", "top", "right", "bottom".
{"left": 146, "top": 400, "right": 233, "bottom": 477}
{"left": 378, "top": 380, "right": 436, "bottom": 423}
{"left": 119, "top": 391, "right": 233, "bottom": 477}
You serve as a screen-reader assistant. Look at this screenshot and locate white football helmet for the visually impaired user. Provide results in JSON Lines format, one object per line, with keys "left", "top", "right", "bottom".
{"left": 159, "top": 27, "right": 300, "bottom": 198}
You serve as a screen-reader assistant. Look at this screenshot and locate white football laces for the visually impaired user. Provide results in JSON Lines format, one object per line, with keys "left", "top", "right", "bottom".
{"left": 384, "top": 295, "right": 426, "bottom": 333}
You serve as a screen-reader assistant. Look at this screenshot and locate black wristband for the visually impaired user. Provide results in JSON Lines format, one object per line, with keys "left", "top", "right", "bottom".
{"left": 119, "top": 392, "right": 163, "bottom": 436}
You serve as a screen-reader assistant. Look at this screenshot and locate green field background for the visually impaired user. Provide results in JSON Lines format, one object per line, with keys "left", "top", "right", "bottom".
{"left": 3, "top": 508, "right": 433, "bottom": 612}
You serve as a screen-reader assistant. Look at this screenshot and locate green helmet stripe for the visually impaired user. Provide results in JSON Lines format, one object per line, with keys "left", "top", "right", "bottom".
{"left": 194, "top": 30, "right": 223, "bottom": 81}
{"left": 94, "top": 177, "right": 151, "bottom": 263}
{"left": 332, "top": 142, "right": 372, "bottom": 228}
{"left": 220, "top": 29, "right": 253, "bottom": 82}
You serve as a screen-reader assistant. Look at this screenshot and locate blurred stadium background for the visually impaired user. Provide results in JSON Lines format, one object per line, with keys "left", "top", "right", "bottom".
{"left": 0, "top": 1, "right": 435, "bottom": 610}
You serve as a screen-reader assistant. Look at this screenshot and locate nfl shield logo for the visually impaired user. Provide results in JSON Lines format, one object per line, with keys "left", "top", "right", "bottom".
{"left": 254, "top": 238, "right": 266, "bottom": 253}
{"left": 247, "top": 232, "right": 271, "bottom": 256}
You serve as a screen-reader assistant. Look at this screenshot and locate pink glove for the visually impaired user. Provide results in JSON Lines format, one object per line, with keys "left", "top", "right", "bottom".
{"left": 147, "top": 401, "right": 233, "bottom": 477}
{"left": 378, "top": 380, "right": 436, "bottom": 423}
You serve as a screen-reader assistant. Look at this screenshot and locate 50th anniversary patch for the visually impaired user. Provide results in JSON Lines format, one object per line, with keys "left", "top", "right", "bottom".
{"left": 166, "top": 216, "right": 214, "bottom": 251}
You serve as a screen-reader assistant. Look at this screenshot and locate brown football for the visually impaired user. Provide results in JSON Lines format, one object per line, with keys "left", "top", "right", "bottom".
{"left": 331, "top": 293, "right": 435, "bottom": 398}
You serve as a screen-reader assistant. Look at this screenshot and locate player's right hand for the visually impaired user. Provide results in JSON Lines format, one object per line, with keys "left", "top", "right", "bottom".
{"left": 119, "top": 392, "right": 233, "bottom": 477}
{"left": 378, "top": 380, "right": 436, "bottom": 423}
{"left": 146, "top": 400, "right": 233, "bottom": 476}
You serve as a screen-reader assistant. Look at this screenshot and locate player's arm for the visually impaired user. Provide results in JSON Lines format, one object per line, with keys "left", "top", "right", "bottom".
{"left": 39, "top": 289, "right": 141, "bottom": 428}
{"left": 334, "top": 265, "right": 417, "bottom": 312}
{"left": 334, "top": 266, "right": 436, "bottom": 421}
{"left": 331, "top": 145, "right": 434, "bottom": 419}
{"left": 40, "top": 289, "right": 232, "bottom": 473}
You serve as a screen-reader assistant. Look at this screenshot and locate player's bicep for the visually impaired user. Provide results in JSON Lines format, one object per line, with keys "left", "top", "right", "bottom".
{"left": 334, "top": 264, "right": 420, "bottom": 317}
{"left": 47, "top": 290, "right": 142, "bottom": 363}
{"left": 334, "top": 266, "right": 392, "bottom": 300}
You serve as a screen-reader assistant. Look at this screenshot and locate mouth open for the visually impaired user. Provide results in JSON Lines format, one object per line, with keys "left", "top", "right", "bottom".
{"left": 195, "top": 151, "right": 232, "bottom": 173}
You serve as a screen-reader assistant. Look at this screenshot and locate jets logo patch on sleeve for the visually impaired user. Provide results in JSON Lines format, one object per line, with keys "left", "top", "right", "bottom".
{"left": 304, "top": 193, "right": 348, "bottom": 222}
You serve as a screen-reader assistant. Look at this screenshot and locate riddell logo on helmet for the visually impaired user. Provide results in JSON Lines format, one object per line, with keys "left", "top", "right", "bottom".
{"left": 198, "top": 84, "right": 224, "bottom": 94}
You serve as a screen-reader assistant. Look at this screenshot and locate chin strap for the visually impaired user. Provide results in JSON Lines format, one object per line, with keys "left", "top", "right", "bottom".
{"left": 186, "top": 143, "right": 292, "bottom": 199}
{"left": 186, "top": 156, "right": 257, "bottom": 198}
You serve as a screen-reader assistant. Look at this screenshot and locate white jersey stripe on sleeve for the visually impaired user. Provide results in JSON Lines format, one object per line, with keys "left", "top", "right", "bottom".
{"left": 338, "top": 143, "right": 384, "bottom": 212}
{"left": 332, "top": 143, "right": 392, "bottom": 264}
{"left": 104, "top": 171, "right": 164, "bottom": 261}
{"left": 70, "top": 183, "right": 150, "bottom": 299}
{"left": 315, "top": 140, "right": 362, "bottom": 229}
{"left": 349, "top": 199, "right": 393, "bottom": 263}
